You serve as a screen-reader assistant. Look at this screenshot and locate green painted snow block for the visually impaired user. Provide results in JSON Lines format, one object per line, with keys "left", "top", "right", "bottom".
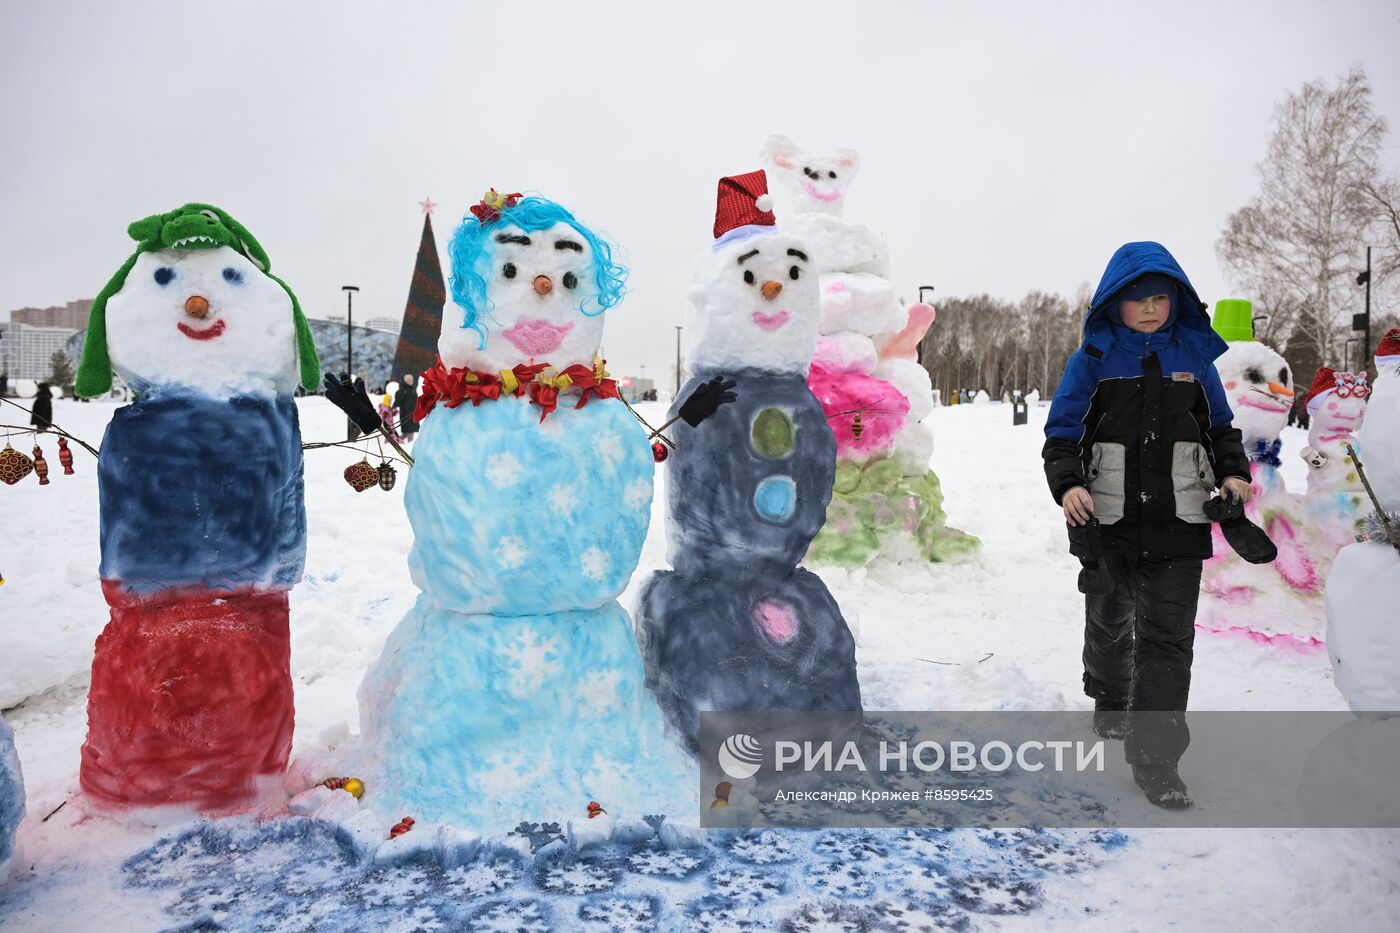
{"left": 1212, "top": 298, "right": 1255, "bottom": 343}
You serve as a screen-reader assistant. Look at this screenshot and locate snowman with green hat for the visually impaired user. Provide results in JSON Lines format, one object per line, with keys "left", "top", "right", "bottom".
{"left": 76, "top": 203, "right": 319, "bottom": 812}
{"left": 1199, "top": 299, "right": 1325, "bottom": 646}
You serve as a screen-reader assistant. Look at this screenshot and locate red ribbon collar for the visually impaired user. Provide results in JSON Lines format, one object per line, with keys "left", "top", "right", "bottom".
{"left": 415, "top": 358, "right": 620, "bottom": 424}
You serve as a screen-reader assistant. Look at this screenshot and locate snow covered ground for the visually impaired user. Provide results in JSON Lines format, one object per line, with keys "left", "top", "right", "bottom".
{"left": 0, "top": 397, "right": 1396, "bottom": 930}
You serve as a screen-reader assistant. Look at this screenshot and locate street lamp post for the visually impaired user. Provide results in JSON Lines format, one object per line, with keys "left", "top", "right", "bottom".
{"left": 342, "top": 285, "right": 359, "bottom": 441}
{"left": 917, "top": 285, "right": 935, "bottom": 366}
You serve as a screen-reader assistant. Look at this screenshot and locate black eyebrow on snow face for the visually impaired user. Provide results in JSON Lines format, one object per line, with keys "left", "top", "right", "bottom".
{"left": 786, "top": 248, "right": 808, "bottom": 261}
{"left": 554, "top": 239, "right": 584, "bottom": 252}
{"left": 736, "top": 249, "right": 760, "bottom": 265}
{"left": 495, "top": 233, "right": 531, "bottom": 245}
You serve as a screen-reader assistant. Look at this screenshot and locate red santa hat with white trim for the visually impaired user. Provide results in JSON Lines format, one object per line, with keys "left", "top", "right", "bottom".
{"left": 712, "top": 170, "right": 777, "bottom": 248}
{"left": 1375, "top": 327, "right": 1400, "bottom": 369}
{"left": 1304, "top": 367, "right": 1370, "bottom": 411}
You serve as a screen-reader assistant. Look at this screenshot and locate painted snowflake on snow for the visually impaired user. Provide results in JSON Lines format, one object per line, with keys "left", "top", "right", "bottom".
{"left": 502, "top": 627, "right": 562, "bottom": 697}
{"left": 807, "top": 860, "right": 876, "bottom": 899}
{"left": 498, "top": 536, "right": 528, "bottom": 570}
{"left": 628, "top": 847, "right": 706, "bottom": 879}
{"left": 537, "top": 859, "right": 620, "bottom": 895}
{"left": 709, "top": 866, "right": 784, "bottom": 906}
{"left": 593, "top": 431, "right": 624, "bottom": 470}
{"left": 466, "top": 898, "right": 553, "bottom": 932}
{"left": 547, "top": 484, "right": 581, "bottom": 518}
{"left": 726, "top": 831, "right": 798, "bottom": 865}
{"left": 580, "top": 546, "right": 610, "bottom": 582}
{"left": 444, "top": 858, "right": 524, "bottom": 897}
{"left": 577, "top": 668, "right": 624, "bottom": 714}
{"left": 578, "top": 895, "right": 659, "bottom": 932}
{"left": 485, "top": 451, "right": 523, "bottom": 488}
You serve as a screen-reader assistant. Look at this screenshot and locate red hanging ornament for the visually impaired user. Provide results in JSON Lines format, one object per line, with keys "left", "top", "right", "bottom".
{"left": 388, "top": 816, "right": 415, "bottom": 839}
{"left": 344, "top": 458, "right": 377, "bottom": 493}
{"left": 57, "top": 437, "right": 75, "bottom": 475}
{"left": 586, "top": 800, "right": 607, "bottom": 819}
{"left": 377, "top": 461, "right": 397, "bottom": 492}
{"left": 0, "top": 443, "right": 34, "bottom": 485}
{"left": 652, "top": 441, "right": 668, "bottom": 463}
{"left": 32, "top": 445, "right": 49, "bottom": 485}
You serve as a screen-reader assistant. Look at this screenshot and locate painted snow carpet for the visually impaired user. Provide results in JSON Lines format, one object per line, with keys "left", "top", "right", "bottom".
{"left": 112, "top": 817, "right": 1127, "bottom": 931}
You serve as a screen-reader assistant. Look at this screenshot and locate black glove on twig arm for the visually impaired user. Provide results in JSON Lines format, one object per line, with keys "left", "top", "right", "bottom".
{"left": 323, "top": 372, "right": 383, "bottom": 434}
{"left": 679, "top": 376, "right": 738, "bottom": 427}
{"left": 1204, "top": 495, "right": 1277, "bottom": 564}
{"left": 1067, "top": 518, "right": 1114, "bottom": 596}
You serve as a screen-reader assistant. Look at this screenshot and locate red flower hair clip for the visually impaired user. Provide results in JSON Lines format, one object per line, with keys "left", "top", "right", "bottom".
{"left": 469, "top": 188, "right": 523, "bottom": 225}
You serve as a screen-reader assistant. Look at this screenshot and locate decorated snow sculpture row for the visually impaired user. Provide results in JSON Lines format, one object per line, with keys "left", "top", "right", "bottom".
{"left": 1196, "top": 300, "right": 1373, "bottom": 647}
{"left": 74, "top": 204, "right": 320, "bottom": 811}
{"left": 636, "top": 170, "right": 862, "bottom": 755}
{"left": 762, "top": 135, "right": 977, "bottom": 566}
{"left": 353, "top": 192, "right": 695, "bottom": 833}
{"left": 1326, "top": 329, "right": 1400, "bottom": 712}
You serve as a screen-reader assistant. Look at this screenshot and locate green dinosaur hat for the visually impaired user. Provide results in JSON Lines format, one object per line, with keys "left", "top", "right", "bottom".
{"left": 1211, "top": 298, "right": 1255, "bottom": 343}
{"left": 75, "top": 203, "right": 320, "bottom": 397}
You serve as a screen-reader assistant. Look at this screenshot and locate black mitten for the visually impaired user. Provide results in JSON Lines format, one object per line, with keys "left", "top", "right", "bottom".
{"left": 679, "top": 376, "right": 738, "bottom": 427}
{"left": 1204, "top": 495, "right": 1278, "bottom": 564}
{"left": 1067, "top": 518, "right": 1114, "bottom": 596}
{"left": 323, "top": 372, "right": 383, "bottom": 434}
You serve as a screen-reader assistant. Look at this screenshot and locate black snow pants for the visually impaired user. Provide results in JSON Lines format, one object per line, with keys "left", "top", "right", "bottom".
{"left": 1081, "top": 546, "right": 1202, "bottom": 767}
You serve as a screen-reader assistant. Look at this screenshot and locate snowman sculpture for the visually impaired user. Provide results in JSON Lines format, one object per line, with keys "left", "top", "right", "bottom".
{"left": 1198, "top": 300, "right": 1323, "bottom": 645}
{"left": 0, "top": 715, "right": 22, "bottom": 880}
{"left": 1325, "top": 329, "right": 1400, "bottom": 711}
{"left": 762, "top": 135, "right": 976, "bottom": 566}
{"left": 1299, "top": 368, "right": 1370, "bottom": 560}
{"left": 356, "top": 191, "right": 696, "bottom": 832}
{"left": 636, "top": 170, "right": 862, "bottom": 754}
{"left": 74, "top": 203, "right": 320, "bottom": 811}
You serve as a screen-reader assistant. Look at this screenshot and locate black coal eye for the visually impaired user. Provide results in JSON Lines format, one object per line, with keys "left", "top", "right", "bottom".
{"left": 1279, "top": 367, "right": 1289, "bottom": 384}
{"left": 153, "top": 267, "right": 174, "bottom": 286}
{"left": 502, "top": 262, "right": 517, "bottom": 279}
{"left": 803, "top": 166, "right": 816, "bottom": 179}
{"left": 222, "top": 267, "right": 244, "bottom": 285}
{"left": 562, "top": 271, "right": 578, "bottom": 289}
{"left": 743, "top": 270, "right": 755, "bottom": 285}
{"left": 789, "top": 265, "right": 801, "bottom": 280}
{"left": 828, "top": 171, "right": 837, "bottom": 179}
{"left": 1245, "top": 367, "right": 1264, "bottom": 383}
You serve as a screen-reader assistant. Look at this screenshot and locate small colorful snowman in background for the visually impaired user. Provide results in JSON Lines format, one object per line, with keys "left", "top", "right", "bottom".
{"left": 1325, "top": 328, "right": 1400, "bottom": 712}
{"left": 763, "top": 134, "right": 975, "bottom": 566}
{"left": 354, "top": 191, "right": 702, "bottom": 833}
{"left": 1299, "top": 368, "right": 1370, "bottom": 558}
{"left": 0, "top": 715, "right": 23, "bottom": 881}
{"left": 1198, "top": 299, "right": 1325, "bottom": 646}
{"left": 74, "top": 203, "right": 320, "bottom": 812}
{"left": 636, "top": 170, "right": 862, "bottom": 756}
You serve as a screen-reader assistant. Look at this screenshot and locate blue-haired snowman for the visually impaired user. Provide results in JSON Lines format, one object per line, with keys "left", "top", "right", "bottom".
{"left": 354, "top": 191, "right": 724, "bottom": 833}
{"left": 637, "top": 171, "right": 863, "bottom": 755}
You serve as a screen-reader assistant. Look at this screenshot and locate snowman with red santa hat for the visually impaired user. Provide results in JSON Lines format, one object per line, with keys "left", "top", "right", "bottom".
{"left": 1299, "top": 367, "right": 1371, "bottom": 561}
{"left": 636, "top": 170, "right": 862, "bottom": 756}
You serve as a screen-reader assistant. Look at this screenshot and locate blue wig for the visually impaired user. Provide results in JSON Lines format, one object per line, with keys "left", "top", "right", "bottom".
{"left": 447, "top": 196, "right": 628, "bottom": 350}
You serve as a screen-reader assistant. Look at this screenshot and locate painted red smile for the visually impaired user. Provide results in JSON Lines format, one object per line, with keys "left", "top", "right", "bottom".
{"left": 178, "top": 319, "right": 227, "bottom": 341}
{"left": 752, "top": 310, "right": 789, "bottom": 331}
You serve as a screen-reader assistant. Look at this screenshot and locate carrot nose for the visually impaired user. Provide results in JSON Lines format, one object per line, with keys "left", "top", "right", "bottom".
{"left": 761, "top": 281, "right": 783, "bottom": 301}
{"left": 533, "top": 275, "right": 553, "bottom": 296}
{"left": 1269, "top": 381, "right": 1294, "bottom": 398}
{"left": 184, "top": 295, "right": 210, "bottom": 319}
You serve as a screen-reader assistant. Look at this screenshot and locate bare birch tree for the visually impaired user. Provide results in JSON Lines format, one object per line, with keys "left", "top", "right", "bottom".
{"left": 1218, "top": 67, "right": 1386, "bottom": 366}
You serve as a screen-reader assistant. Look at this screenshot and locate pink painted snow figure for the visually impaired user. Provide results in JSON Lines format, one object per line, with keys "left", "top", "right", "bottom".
{"left": 807, "top": 364, "right": 909, "bottom": 457}
{"left": 1299, "top": 369, "right": 1369, "bottom": 563}
{"left": 1198, "top": 312, "right": 1324, "bottom": 646}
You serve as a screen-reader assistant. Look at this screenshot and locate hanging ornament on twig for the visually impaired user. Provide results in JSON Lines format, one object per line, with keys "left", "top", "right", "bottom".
{"left": 0, "top": 442, "right": 34, "bottom": 486}
{"left": 377, "top": 461, "right": 397, "bottom": 492}
{"left": 57, "top": 438, "right": 75, "bottom": 475}
{"left": 344, "top": 458, "right": 377, "bottom": 493}
{"left": 651, "top": 441, "right": 668, "bottom": 463}
{"left": 850, "top": 411, "right": 865, "bottom": 441}
{"left": 32, "top": 445, "right": 49, "bottom": 486}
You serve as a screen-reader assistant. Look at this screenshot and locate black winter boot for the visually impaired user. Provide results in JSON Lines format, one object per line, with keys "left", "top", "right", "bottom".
{"left": 1132, "top": 764, "right": 1193, "bottom": 809}
{"left": 1092, "top": 699, "right": 1128, "bottom": 740}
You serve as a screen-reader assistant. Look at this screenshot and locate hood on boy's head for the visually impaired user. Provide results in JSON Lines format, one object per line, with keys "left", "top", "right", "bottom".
{"left": 1084, "top": 241, "right": 1224, "bottom": 356}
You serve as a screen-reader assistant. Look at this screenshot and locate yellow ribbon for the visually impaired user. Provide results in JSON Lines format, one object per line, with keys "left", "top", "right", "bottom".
{"left": 499, "top": 370, "right": 519, "bottom": 395}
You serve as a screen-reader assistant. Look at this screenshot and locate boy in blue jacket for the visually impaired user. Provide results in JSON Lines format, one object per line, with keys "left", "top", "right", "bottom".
{"left": 1043, "top": 242, "right": 1252, "bottom": 809}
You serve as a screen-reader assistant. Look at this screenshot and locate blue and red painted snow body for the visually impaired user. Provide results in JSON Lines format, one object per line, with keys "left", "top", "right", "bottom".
{"left": 81, "top": 388, "right": 306, "bottom": 811}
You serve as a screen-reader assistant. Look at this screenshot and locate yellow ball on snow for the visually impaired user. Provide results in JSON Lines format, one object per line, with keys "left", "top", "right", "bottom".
{"left": 343, "top": 778, "right": 365, "bottom": 799}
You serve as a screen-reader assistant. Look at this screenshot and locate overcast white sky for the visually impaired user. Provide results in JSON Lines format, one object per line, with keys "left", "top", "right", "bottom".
{"left": 2, "top": 0, "right": 1398, "bottom": 378}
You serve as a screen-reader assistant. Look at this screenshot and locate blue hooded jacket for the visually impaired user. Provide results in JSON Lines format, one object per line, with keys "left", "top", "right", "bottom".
{"left": 1042, "top": 242, "right": 1250, "bottom": 558}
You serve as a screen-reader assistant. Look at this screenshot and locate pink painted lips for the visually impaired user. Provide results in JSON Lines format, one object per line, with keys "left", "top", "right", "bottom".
{"left": 751, "top": 310, "right": 789, "bottom": 331}
{"left": 801, "top": 181, "right": 843, "bottom": 203}
{"left": 503, "top": 318, "right": 574, "bottom": 355}
{"left": 177, "top": 319, "right": 226, "bottom": 341}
